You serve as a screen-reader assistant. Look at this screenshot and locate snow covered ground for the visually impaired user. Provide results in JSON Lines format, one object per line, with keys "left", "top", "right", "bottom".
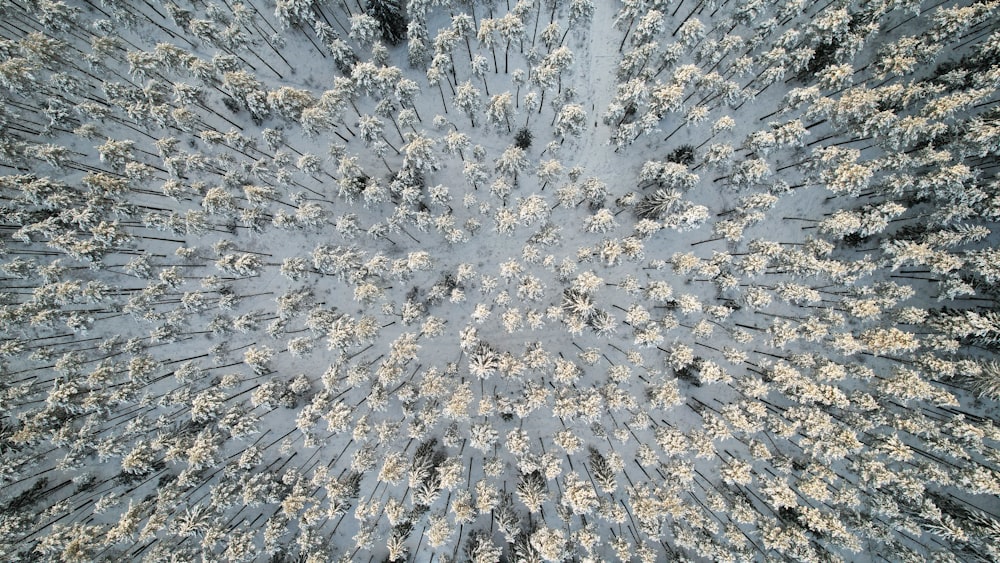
{"left": 1, "top": 0, "right": 999, "bottom": 561}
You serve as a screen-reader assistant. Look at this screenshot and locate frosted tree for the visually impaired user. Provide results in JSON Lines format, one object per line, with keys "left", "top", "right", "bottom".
{"left": 463, "top": 159, "right": 490, "bottom": 190}
{"left": 406, "top": 18, "right": 431, "bottom": 68}
{"left": 631, "top": 10, "right": 664, "bottom": 47}
{"left": 584, "top": 208, "right": 617, "bottom": 233}
{"left": 635, "top": 189, "right": 683, "bottom": 220}
{"left": 820, "top": 160, "right": 873, "bottom": 197}
{"left": 268, "top": 86, "right": 316, "bottom": 121}
{"left": 273, "top": 0, "right": 314, "bottom": 29}
{"left": 220, "top": 73, "right": 271, "bottom": 123}
{"left": 443, "top": 129, "right": 471, "bottom": 162}
{"left": 496, "top": 11, "right": 526, "bottom": 73}
{"left": 357, "top": 114, "right": 385, "bottom": 147}
{"left": 530, "top": 526, "right": 568, "bottom": 561}
{"left": 728, "top": 158, "right": 771, "bottom": 189}
{"left": 466, "top": 53, "right": 491, "bottom": 96}
{"left": 569, "top": 0, "right": 595, "bottom": 32}
{"left": 495, "top": 144, "right": 528, "bottom": 183}
{"left": 244, "top": 345, "right": 274, "bottom": 376}
{"left": 400, "top": 132, "right": 440, "bottom": 181}
{"left": 465, "top": 530, "right": 502, "bottom": 563}
{"left": 553, "top": 103, "right": 587, "bottom": 139}
{"left": 539, "top": 46, "right": 575, "bottom": 95}
{"left": 453, "top": 80, "right": 482, "bottom": 127}
{"left": 967, "top": 361, "right": 1000, "bottom": 399}
{"left": 96, "top": 139, "right": 134, "bottom": 170}
{"left": 485, "top": 92, "right": 515, "bottom": 132}
{"left": 350, "top": 13, "right": 383, "bottom": 49}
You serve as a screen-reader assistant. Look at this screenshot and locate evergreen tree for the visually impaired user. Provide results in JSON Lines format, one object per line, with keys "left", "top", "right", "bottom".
{"left": 367, "top": 0, "right": 408, "bottom": 46}
{"left": 514, "top": 127, "right": 533, "bottom": 149}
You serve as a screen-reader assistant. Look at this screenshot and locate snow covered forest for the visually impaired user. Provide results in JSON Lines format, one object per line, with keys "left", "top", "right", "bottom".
{"left": 2, "top": 0, "right": 1000, "bottom": 560}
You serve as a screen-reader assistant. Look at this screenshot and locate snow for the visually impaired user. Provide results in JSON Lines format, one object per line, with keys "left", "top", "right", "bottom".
{"left": 1, "top": 0, "right": 999, "bottom": 562}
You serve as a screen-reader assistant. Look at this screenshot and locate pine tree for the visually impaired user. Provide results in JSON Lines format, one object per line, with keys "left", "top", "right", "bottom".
{"left": 486, "top": 92, "right": 515, "bottom": 132}
{"left": 367, "top": 0, "right": 407, "bottom": 46}
{"left": 454, "top": 80, "right": 482, "bottom": 128}
{"left": 553, "top": 103, "right": 587, "bottom": 139}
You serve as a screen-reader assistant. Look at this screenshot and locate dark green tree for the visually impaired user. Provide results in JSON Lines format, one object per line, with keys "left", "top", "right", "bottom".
{"left": 367, "top": 0, "right": 407, "bottom": 46}
{"left": 514, "top": 127, "right": 533, "bottom": 149}
{"left": 666, "top": 144, "right": 695, "bottom": 165}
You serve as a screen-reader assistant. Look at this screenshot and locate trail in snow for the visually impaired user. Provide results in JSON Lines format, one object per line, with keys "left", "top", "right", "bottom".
{"left": 573, "top": 0, "right": 619, "bottom": 182}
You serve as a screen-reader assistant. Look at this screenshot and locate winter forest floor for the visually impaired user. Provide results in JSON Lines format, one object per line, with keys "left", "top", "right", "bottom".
{"left": 1, "top": 0, "right": 1000, "bottom": 561}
